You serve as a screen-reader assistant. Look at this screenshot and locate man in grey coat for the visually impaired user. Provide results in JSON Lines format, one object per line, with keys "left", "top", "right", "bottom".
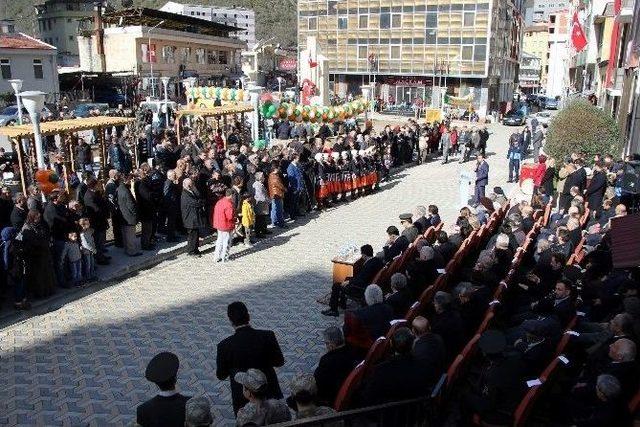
{"left": 531, "top": 126, "right": 544, "bottom": 159}
{"left": 440, "top": 127, "right": 452, "bottom": 165}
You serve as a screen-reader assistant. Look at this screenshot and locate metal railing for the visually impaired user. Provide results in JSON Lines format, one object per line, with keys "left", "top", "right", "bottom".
{"left": 274, "top": 374, "right": 446, "bottom": 427}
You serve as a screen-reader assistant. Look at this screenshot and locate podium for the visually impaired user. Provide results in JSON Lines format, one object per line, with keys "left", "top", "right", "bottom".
{"left": 459, "top": 169, "right": 475, "bottom": 207}
{"left": 331, "top": 257, "right": 364, "bottom": 285}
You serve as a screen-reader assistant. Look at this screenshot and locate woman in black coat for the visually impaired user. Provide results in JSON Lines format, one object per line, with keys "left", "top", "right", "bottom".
{"left": 181, "top": 178, "right": 205, "bottom": 256}
{"left": 539, "top": 158, "right": 556, "bottom": 199}
{"left": 21, "top": 209, "right": 55, "bottom": 298}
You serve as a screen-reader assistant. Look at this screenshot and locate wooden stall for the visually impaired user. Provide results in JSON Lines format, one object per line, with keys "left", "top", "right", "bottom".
{"left": 0, "top": 116, "right": 135, "bottom": 194}
{"left": 175, "top": 103, "right": 254, "bottom": 145}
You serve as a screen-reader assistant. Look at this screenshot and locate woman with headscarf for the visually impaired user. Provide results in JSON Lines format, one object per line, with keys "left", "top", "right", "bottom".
{"left": 1, "top": 226, "right": 29, "bottom": 309}
{"left": 21, "top": 209, "right": 55, "bottom": 298}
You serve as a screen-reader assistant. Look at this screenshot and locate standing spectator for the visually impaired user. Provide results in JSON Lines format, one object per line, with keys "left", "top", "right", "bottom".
{"left": 507, "top": 138, "right": 522, "bottom": 183}
{"left": 440, "top": 127, "right": 451, "bottom": 165}
{"left": 0, "top": 187, "right": 13, "bottom": 229}
{"left": 21, "top": 210, "right": 55, "bottom": 298}
{"left": 1, "top": 227, "right": 29, "bottom": 310}
{"left": 252, "top": 171, "right": 270, "bottom": 238}
{"left": 216, "top": 301, "right": 285, "bottom": 414}
{"left": 240, "top": 193, "right": 255, "bottom": 247}
{"left": 26, "top": 185, "right": 43, "bottom": 213}
{"left": 531, "top": 125, "right": 544, "bottom": 159}
{"left": 213, "top": 189, "right": 235, "bottom": 263}
{"left": 135, "top": 164, "right": 157, "bottom": 250}
{"left": 10, "top": 194, "right": 28, "bottom": 230}
{"left": 108, "top": 136, "right": 127, "bottom": 173}
{"left": 585, "top": 161, "right": 607, "bottom": 216}
{"left": 180, "top": 178, "right": 205, "bottom": 257}
{"left": 105, "top": 170, "right": 123, "bottom": 248}
{"left": 82, "top": 177, "right": 110, "bottom": 264}
{"left": 43, "top": 191, "right": 73, "bottom": 288}
{"left": 474, "top": 154, "right": 489, "bottom": 204}
{"left": 478, "top": 126, "right": 489, "bottom": 157}
{"left": 116, "top": 173, "right": 141, "bottom": 257}
{"left": 286, "top": 154, "right": 304, "bottom": 219}
{"left": 75, "top": 138, "right": 93, "bottom": 172}
{"left": 268, "top": 162, "right": 287, "bottom": 228}
{"left": 78, "top": 218, "right": 97, "bottom": 281}
{"left": 60, "top": 230, "right": 83, "bottom": 286}
{"left": 163, "top": 170, "right": 181, "bottom": 243}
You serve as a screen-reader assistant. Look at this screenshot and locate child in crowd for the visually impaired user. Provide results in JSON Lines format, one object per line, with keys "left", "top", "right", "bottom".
{"left": 241, "top": 193, "right": 255, "bottom": 247}
{"left": 79, "top": 218, "right": 97, "bottom": 281}
{"left": 61, "top": 230, "right": 83, "bottom": 286}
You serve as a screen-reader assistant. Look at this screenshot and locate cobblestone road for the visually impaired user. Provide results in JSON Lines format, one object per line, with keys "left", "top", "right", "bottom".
{"left": 0, "top": 123, "right": 519, "bottom": 426}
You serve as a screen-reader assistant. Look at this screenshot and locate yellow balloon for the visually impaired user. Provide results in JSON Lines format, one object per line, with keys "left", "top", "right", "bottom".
{"left": 222, "top": 88, "right": 230, "bottom": 101}
{"left": 237, "top": 89, "right": 244, "bottom": 101}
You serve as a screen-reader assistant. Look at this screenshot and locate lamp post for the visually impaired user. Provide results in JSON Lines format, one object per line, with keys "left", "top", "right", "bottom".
{"left": 147, "top": 20, "right": 165, "bottom": 99}
{"left": 161, "top": 76, "right": 170, "bottom": 128}
{"left": 20, "top": 91, "right": 47, "bottom": 169}
{"left": 8, "top": 79, "right": 23, "bottom": 124}
{"left": 276, "top": 76, "right": 284, "bottom": 96}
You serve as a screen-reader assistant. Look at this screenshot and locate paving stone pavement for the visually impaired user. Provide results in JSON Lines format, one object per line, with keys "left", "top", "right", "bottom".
{"left": 0, "top": 123, "right": 523, "bottom": 426}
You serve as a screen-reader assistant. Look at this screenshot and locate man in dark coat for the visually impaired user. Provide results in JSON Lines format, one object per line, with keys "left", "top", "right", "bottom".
{"left": 322, "top": 244, "right": 383, "bottom": 316}
{"left": 585, "top": 162, "right": 607, "bottom": 216}
{"left": 180, "top": 178, "right": 205, "bottom": 256}
{"left": 314, "top": 326, "right": 359, "bottom": 406}
{"left": 43, "top": 191, "right": 73, "bottom": 287}
{"left": 134, "top": 164, "right": 157, "bottom": 250}
{"left": 82, "top": 177, "right": 110, "bottom": 264}
{"left": 343, "top": 285, "right": 394, "bottom": 353}
{"left": 116, "top": 173, "right": 141, "bottom": 256}
{"left": 216, "top": 301, "right": 285, "bottom": 415}
{"left": 162, "top": 170, "right": 181, "bottom": 242}
{"left": 381, "top": 225, "right": 409, "bottom": 263}
{"left": 75, "top": 138, "right": 93, "bottom": 172}
{"left": 573, "top": 158, "right": 588, "bottom": 191}
{"left": 474, "top": 154, "right": 489, "bottom": 204}
{"left": 385, "top": 273, "right": 415, "bottom": 318}
{"left": 360, "top": 327, "right": 431, "bottom": 406}
{"left": 136, "top": 352, "right": 190, "bottom": 427}
{"left": 411, "top": 316, "right": 446, "bottom": 384}
{"left": 431, "top": 291, "right": 465, "bottom": 361}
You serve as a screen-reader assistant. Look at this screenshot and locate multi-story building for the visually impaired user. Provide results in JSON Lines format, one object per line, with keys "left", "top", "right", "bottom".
{"left": 0, "top": 29, "right": 59, "bottom": 102}
{"left": 519, "top": 52, "right": 542, "bottom": 93}
{"left": 546, "top": 10, "right": 570, "bottom": 98}
{"left": 523, "top": 24, "right": 549, "bottom": 88}
{"left": 160, "top": 2, "right": 256, "bottom": 49}
{"left": 297, "top": 0, "right": 523, "bottom": 116}
{"left": 523, "top": 0, "right": 569, "bottom": 25}
{"left": 34, "top": 0, "right": 96, "bottom": 67}
{"left": 625, "top": 0, "right": 639, "bottom": 154}
{"left": 77, "top": 8, "right": 245, "bottom": 98}
{"left": 0, "top": 20, "right": 16, "bottom": 34}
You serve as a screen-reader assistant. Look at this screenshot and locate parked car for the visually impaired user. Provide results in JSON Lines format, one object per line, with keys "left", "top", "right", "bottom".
{"left": 502, "top": 109, "right": 527, "bottom": 126}
{"left": 542, "top": 97, "right": 559, "bottom": 109}
{"left": 73, "top": 103, "right": 110, "bottom": 118}
{"left": 532, "top": 111, "right": 552, "bottom": 127}
{"left": 0, "top": 105, "right": 53, "bottom": 126}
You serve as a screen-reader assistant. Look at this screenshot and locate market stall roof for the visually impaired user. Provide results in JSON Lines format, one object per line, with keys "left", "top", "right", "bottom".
{"left": 102, "top": 8, "right": 242, "bottom": 36}
{"left": 0, "top": 116, "right": 135, "bottom": 139}
{"left": 610, "top": 213, "right": 640, "bottom": 268}
{"left": 175, "top": 104, "right": 254, "bottom": 118}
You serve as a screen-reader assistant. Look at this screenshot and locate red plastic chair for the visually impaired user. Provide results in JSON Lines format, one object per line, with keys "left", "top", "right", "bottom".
{"left": 334, "top": 362, "right": 365, "bottom": 411}
{"left": 362, "top": 336, "right": 389, "bottom": 375}
{"left": 446, "top": 334, "right": 481, "bottom": 391}
{"left": 513, "top": 357, "right": 562, "bottom": 427}
{"left": 418, "top": 285, "right": 436, "bottom": 306}
{"left": 474, "top": 309, "right": 496, "bottom": 336}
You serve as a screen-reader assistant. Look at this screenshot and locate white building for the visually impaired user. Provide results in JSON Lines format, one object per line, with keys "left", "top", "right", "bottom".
{"left": 545, "top": 11, "right": 570, "bottom": 98}
{"left": 524, "top": 0, "right": 570, "bottom": 25}
{"left": 160, "top": 2, "right": 256, "bottom": 48}
{"left": 0, "top": 32, "right": 59, "bottom": 102}
{"left": 519, "top": 52, "right": 542, "bottom": 94}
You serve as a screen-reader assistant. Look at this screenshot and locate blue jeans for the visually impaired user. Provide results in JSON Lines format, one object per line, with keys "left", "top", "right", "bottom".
{"left": 82, "top": 252, "right": 95, "bottom": 279}
{"left": 271, "top": 198, "right": 285, "bottom": 227}
{"left": 69, "top": 260, "right": 83, "bottom": 285}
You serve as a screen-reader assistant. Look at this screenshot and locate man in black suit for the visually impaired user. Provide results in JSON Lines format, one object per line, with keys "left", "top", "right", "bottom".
{"left": 435, "top": 231, "right": 457, "bottom": 264}
{"left": 381, "top": 225, "right": 409, "bottom": 263}
{"left": 344, "top": 285, "right": 395, "bottom": 353}
{"left": 411, "top": 316, "right": 446, "bottom": 384}
{"left": 136, "top": 352, "right": 190, "bottom": 427}
{"left": 413, "top": 205, "right": 429, "bottom": 233}
{"left": 531, "top": 279, "right": 575, "bottom": 326}
{"left": 573, "top": 158, "right": 588, "bottom": 192}
{"left": 585, "top": 161, "right": 607, "bottom": 216}
{"left": 360, "top": 327, "right": 431, "bottom": 406}
{"left": 314, "top": 326, "right": 359, "bottom": 406}
{"left": 385, "top": 273, "right": 415, "bottom": 318}
{"left": 322, "top": 244, "right": 384, "bottom": 317}
{"left": 431, "top": 291, "right": 465, "bottom": 362}
{"left": 216, "top": 302, "right": 285, "bottom": 414}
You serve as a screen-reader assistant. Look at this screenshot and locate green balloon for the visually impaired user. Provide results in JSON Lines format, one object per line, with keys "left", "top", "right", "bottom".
{"left": 49, "top": 173, "right": 59, "bottom": 184}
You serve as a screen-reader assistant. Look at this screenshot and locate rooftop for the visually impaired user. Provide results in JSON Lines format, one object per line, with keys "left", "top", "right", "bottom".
{"left": 0, "top": 33, "right": 56, "bottom": 50}
{"left": 162, "top": 1, "right": 254, "bottom": 12}
{"left": 102, "top": 7, "right": 242, "bottom": 36}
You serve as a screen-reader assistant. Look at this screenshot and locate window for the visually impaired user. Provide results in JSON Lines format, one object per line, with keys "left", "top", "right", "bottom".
{"left": 391, "top": 13, "right": 402, "bottom": 28}
{"left": 358, "top": 45, "right": 368, "bottom": 59}
{"left": 162, "top": 45, "right": 176, "bottom": 63}
{"left": 381, "top": 13, "right": 390, "bottom": 29}
{"left": 67, "top": 18, "right": 72, "bottom": 23}
{"left": 308, "top": 17, "right": 317, "bottom": 30}
{"left": 474, "top": 45, "right": 487, "bottom": 61}
{"left": 426, "top": 29, "right": 436, "bottom": 44}
{"left": 207, "top": 49, "right": 218, "bottom": 64}
{"left": 461, "top": 45, "right": 473, "bottom": 60}
{"left": 390, "top": 45, "right": 401, "bottom": 59}
{"left": 426, "top": 13, "right": 438, "bottom": 28}
{"left": 33, "top": 59, "right": 43, "bottom": 79}
{"left": 180, "top": 47, "right": 191, "bottom": 63}
{"left": 359, "top": 15, "right": 368, "bottom": 28}
{"left": 195, "top": 48, "right": 206, "bottom": 64}
{"left": 69, "top": 35, "right": 74, "bottom": 41}
{"left": 141, "top": 44, "right": 156, "bottom": 63}
{"left": 338, "top": 16, "right": 347, "bottom": 29}
{"left": 328, "top": 0, "right": 338, "bottom": 15}
{"left": 0, "top": 59, "right": 11, "bottom": 79}
{"left": 463, "top": 12, "right": 475, "bottom": 26}
{"left": 218, "top": 51, "right": 228, "bottom": 64}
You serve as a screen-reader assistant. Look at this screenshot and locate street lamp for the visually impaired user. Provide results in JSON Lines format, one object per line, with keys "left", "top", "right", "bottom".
{"left": 8, "top": 79, "right": 23, "bottom": 124}
{"left": 20, "top": 90, "right": 47, "bottom": 169}
{"left": 161, "top": 76, "right": 170, "bottom": 128}
{"left": 147, "top": 19, "right": 165, "bottom": 99}
{"left": 276, "top": 76, "right": 284, "bottom": 95}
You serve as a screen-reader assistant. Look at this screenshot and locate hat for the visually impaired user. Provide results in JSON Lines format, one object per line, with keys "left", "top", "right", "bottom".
{"left": 493, "top": 186, "right": 504, "bottom": 195}
{"left": 145, "top": 351, "right": 179, "bottom": 384}
{"left": 290, "top": 373, "right": 318, "bottom": 396}
{"left": 185, "top": 397, "right": 213, "bottom": 426}
{"left": 399, "top": 213, "right": 413, "bottom": 221}
{"left": 478, "top": 330, "right": 506, "bottom": 355}
{"left": 234, "top": 368, "right": 267, "bottom": 393}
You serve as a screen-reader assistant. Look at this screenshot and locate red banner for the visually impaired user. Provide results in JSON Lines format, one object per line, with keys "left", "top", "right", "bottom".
{"left": 571, "top": 12, "right": 588, "bottom": 52}
{"left": 278, "top": 58, "right": 297, "bottom": 71}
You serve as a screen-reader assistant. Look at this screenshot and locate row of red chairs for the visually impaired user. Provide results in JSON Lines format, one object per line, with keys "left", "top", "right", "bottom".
{"left": 334, "top": 204, "right": 511, "bottom": 411}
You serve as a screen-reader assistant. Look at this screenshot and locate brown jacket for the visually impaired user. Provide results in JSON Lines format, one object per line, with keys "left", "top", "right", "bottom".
{"left": 268, "top": 172, "right": 286, "bottom": 199}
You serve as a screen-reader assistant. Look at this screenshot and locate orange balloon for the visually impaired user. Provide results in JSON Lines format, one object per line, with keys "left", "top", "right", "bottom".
{"left": 35, "top": 169, "right": 49, "bottom": 184}
{"left": 39, "top": 181, "right": 56, "bottom": 195}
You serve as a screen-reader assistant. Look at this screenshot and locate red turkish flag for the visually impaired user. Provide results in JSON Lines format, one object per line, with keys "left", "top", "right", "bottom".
{"left": 571, "top": 12, "right": 588, "bottom": 52}
{"left": 308, "top": 53, "right": 318, "bottom": 68}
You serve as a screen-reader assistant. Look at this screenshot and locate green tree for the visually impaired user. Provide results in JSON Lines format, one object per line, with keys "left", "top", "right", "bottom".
{"left": 545, "top": 99, "right": 623, "bottom": 162}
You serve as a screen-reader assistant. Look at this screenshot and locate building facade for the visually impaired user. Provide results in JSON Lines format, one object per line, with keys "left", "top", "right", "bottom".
{"left": 297, "top": 0, "right": 523, "bottom": 115}
{"left": 77, "top": 8, "right": 245, "bottom": 98}
{"left": 0, "top": 31, "right": 59, "bottom": 101}
{"left": 523, "top": 24, "right": 549, "bottom": 88}
{"left": 519, "top": 52, "right": 542, "bottom": 93}
{"left": 160, "top": 2, "right": 256, "bottom": 49}
{"left": 545, "top": 10, "right": 570, "bottom": 98}
{"left": 35, "top": 0, "right": 96, "bottom": 67}
{"left": 523, "top": 0, "right": 569, "bottom": 25}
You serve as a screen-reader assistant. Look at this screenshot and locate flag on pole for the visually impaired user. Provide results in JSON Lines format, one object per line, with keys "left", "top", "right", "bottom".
{"left": 308, "top": 52, "right": 318, "bottom": 68}
{"left": 571, "top": 11, "right": 588, "bottom": 52}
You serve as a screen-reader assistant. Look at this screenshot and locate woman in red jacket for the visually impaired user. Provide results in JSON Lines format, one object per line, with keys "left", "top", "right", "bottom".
{"left": 533, "top": 154, "right": 548, "bottom": 190}
{"left": 212, "top": 189, "right": 236, "bottom": 262}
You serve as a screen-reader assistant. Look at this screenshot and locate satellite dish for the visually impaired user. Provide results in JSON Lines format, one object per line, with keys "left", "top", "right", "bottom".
{"left": 121, "top": 0, "right": 133, "bottom": 8}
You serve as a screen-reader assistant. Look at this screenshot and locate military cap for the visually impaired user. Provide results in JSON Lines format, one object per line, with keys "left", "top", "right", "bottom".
{"left": 145, "top": 351, "right": 179, "bottom": 384}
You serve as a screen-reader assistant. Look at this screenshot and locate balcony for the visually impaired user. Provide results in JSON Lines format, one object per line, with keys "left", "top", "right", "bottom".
{"left": 620, "top": 0, "right": 635, "bottom": 23}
